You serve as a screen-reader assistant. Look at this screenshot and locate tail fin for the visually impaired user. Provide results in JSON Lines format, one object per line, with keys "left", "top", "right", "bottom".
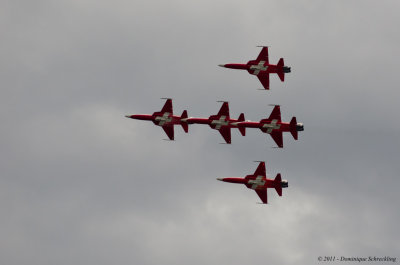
{"left": 274, "top": 173, "right": 282, "bottom": 196}
{"left": 237, "top": 113, "right": 246, "bottom": 136}
{"left": 289, "top": 117, "right": 298, "bottom": 140}
{"left": 181, "top": 110, "right": 189, "bottom": 133}
{"left": 277, "top": 58, "right": 285, "bottom": 82}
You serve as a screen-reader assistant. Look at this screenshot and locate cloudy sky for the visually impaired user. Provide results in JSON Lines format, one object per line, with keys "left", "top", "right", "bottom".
{"left": 1, "top": 1, "right": 399, "bottom": 264}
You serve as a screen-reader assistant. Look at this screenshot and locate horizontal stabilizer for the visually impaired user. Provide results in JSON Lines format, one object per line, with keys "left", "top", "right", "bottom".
{"left": 277, "top": 58, "right": 284, "bottom": 68}
{"left": 290, "top": 117, "right": 298, "bottom": 140}
{"left": 181, "top": 110, "right": 189, "bottom": 133}
{"left": 277, "top": 58, "right": 285, "bottom": 81}
{"left": 278, "top": 71, "right": 285, "bottom": 82}
{"left": 274, "top": 173, "right": 282, "bottom": 196}
{"left": 238, "top": 113, "right": 245, "bottom": 136}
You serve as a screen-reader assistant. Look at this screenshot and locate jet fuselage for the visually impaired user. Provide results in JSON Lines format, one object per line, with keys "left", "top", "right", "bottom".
{"left": 127, "top": 112, "right": 183, "bottom": 127}
{"left": 218, "top": 176, "right": 288, "bottom": 191}
{"left": 237, "top": 120, "right": 303, "bottom": 133}
{"left": 218, "top": 47, "right": 291, "bottom": 90}
{"left": 186, "top": 116, "right": 242, "bottom": 130}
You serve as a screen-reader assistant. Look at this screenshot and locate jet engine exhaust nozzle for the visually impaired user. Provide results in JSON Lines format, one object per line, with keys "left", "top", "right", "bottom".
{"left": 283, "top": 66, "right": 291, "bottom": 73}
{"left": 296, "top": 123, "right": 304, "bottom": 131}
{"left": 281, "top": 180, "right": 289, "bottom": 188}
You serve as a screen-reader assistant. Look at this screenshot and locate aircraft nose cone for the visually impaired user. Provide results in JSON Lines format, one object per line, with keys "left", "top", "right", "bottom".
{"left": 216, "top": 178, "right": 224, "bottom": 181}
{"left": 125, "top": 115, "right": 132, "bottom": 118}
{"left": 218, "top": 64, "right": 226, "bottom": 68}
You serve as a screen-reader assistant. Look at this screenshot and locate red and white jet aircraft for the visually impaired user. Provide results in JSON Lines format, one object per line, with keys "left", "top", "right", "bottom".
{"left": 217, "top": 161, "right": 288, "bottom": 204}
{"left": 125, "top": 98, "right": 188, "bottom": 141}
{"left": 236, "top": 105, "right": 303, "bottom": 148}
{"left": 219, "top": 46, "right": 291, "bottom": 90}
{"left": 183, "top": 101, "right": 245, "bottom": 144}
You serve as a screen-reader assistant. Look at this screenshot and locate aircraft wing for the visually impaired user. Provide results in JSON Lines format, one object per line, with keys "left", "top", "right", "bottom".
{"left": 253, "top": 161, "right": 266, "bottom": 177}
{"left": 255, "top": 189, "right": 268, "bottom": 204}
{"left": 161, "top": 99, "right": 173, "bottom": 113}
{"left": 270, "top": 131, "right": 283, "bottom": 148}
{"left": 218, "top": 127, "right": 231, "bottom": 144}
{"left": 217, "top": 102, "right": 230, "bottom": 117}
{"left": 256, "top": 47, "right": 269, "bottom": 64}
{"left": 268, "top": 105, "right": 281, "bottom": 122}
{"left": 162, "top": 125, "right": 174, "bottom": 140}
{"left": 257, "top": 74, "right": 270, "bottom": 90}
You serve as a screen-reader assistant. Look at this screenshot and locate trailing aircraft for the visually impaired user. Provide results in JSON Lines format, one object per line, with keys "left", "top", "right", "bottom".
{"left": 235, "top": 105, "right": 303, "bottom": 148}
{"left": 219, "top": 46, "right": 291, "bottom": 90}
{"left": 217, "top": 161, "right": 288, "bottom": 204}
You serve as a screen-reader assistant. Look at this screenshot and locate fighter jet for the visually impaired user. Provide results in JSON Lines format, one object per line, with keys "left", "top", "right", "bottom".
{"left": 125, "top": 98, "right": 188, "bottom": 140}
{"left": 184, "top": 101, "right": 245, "bottom": 144}
{"left": 219, "top": 46, "right": 291, "bottom": 90}
{"left": 235, "top": 105, "right": 303, "bottom": 148}
{"left": 217, "top": 161, "right": 288, "bottom": 204}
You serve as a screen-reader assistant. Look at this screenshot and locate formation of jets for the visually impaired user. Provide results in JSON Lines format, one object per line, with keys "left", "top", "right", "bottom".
{"left": 127, "top": 47, "right": 302, "bottom": 204}
{"left": 126, "top": 99, "right": 303, "bottom": 147}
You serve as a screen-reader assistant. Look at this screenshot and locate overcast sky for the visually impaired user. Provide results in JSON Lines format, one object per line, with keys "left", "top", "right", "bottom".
{"left": 1, "top": 1, "right": 400, "bottom": 264}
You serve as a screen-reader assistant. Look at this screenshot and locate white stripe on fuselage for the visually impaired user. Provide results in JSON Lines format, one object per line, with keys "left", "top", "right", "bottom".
{"left": 262, "top": 119, "right": 280, "bottom": 134}
{"left": 155, "top": 112, "right": 172, "bottom": 126}
{"left": 249, "top": 61, "right": 268, "bottom": 75}
{"left": 248, "top": 175, "right": 266, "bottom": 190}
{"left": 211, "top": 116, "right": 229, "bottom": 129}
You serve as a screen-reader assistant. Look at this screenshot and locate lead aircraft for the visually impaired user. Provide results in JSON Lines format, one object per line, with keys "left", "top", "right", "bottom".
{"left": 219, "top": 46, "right": 291, "bottom": 90}
{"left": 184, "top": 101, "right": 245, "bottom": 144}
{"left": 217, "top": 161, "right": 288, "bottom": 204}
{"left": 236, "top": 105, "right": 304, "bottom": 148}
{"left": 125, "top": 98, "right": 188, "bottom": 140}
